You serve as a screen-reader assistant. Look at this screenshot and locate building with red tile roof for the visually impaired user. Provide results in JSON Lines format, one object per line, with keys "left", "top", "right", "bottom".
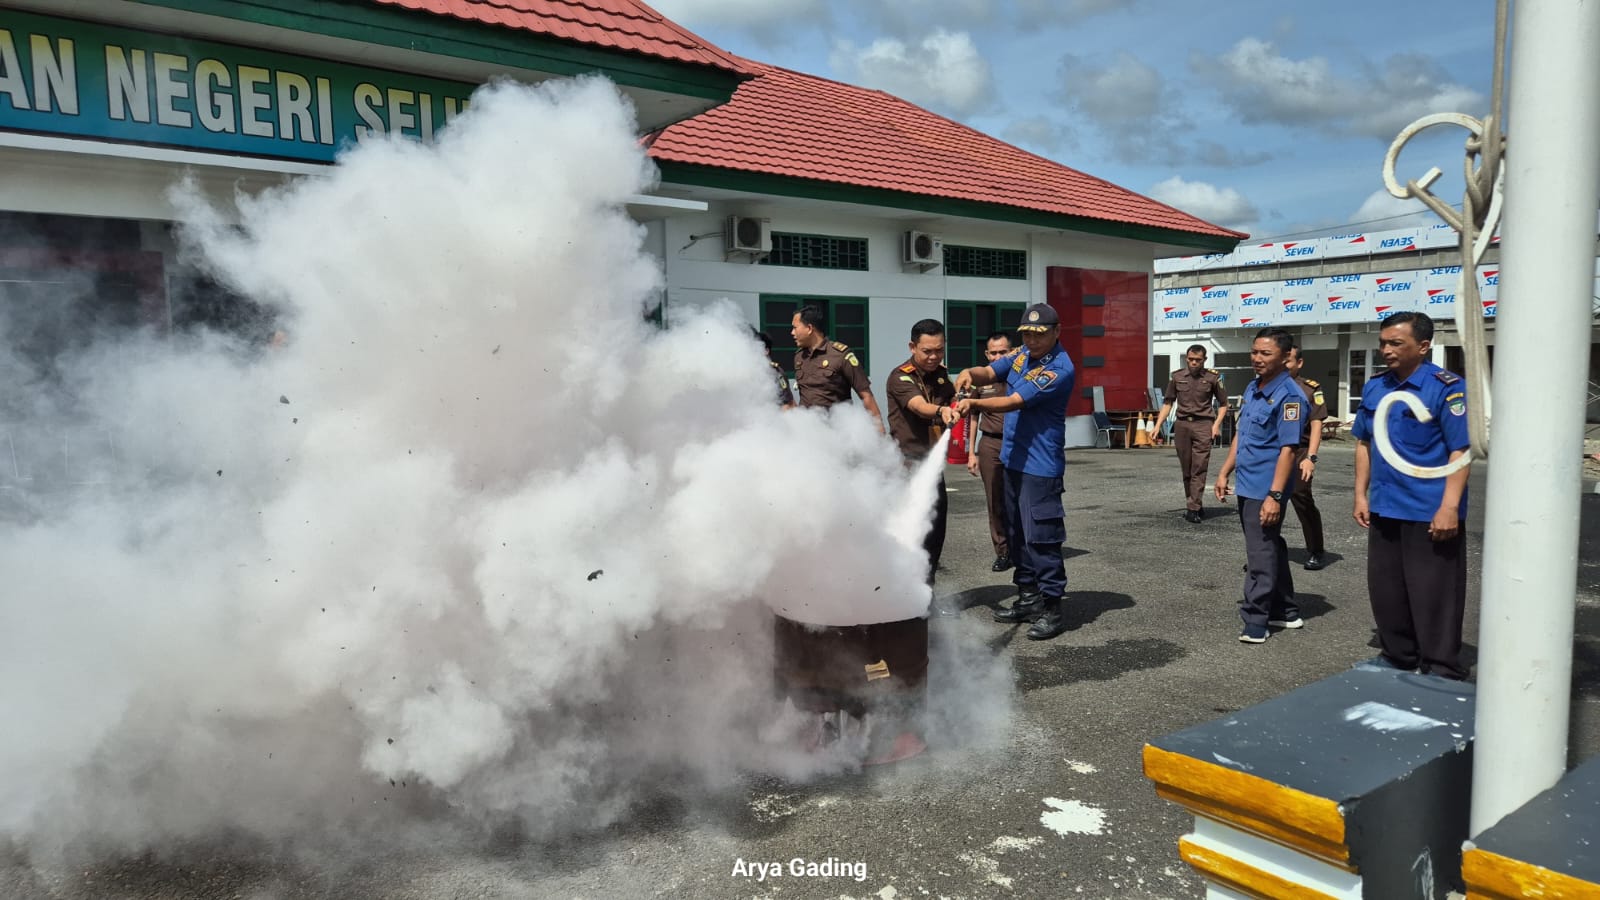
{"left": 368, "top": 0, "right": 747, "bottom": 76}
{"left": 647, "top": 61, "right": 1242, "bottom": 251}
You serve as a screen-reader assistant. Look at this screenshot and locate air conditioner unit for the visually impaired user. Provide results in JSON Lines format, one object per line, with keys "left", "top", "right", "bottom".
{"left": 903, "top": 230, "right": 943, "bottom": 266}
{"left": 726, "top": 216, "right": 771, "bottom": 254}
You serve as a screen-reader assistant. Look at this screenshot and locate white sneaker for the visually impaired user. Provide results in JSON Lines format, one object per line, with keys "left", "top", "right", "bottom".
{"left": 1268, "top": 617, "right": 1304, "bottom": 629}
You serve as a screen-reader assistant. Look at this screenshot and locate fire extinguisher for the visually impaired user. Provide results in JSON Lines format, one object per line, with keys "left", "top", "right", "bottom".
{"left": 946, "top": 398, "right": 969, "bottom": 465}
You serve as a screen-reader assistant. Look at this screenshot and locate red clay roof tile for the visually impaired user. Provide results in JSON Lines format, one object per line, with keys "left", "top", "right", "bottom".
{"left": 368, "top": 0, "right": 747, "bottom": 74}
{"left": 648, "top": 61, "right": 1242, "bottom": 242}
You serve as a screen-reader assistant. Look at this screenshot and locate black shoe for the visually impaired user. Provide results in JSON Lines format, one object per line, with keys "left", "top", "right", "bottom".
{"left": 993, "top": 590, "right": 1043, "bottom": 623}
{"left": 1026, "top": 599, "right": 1069, "bottom": 640}
{"left": 1185, "top": 510, "right": 1203, "bottom": 524}
{"left": 1303, "top": 554, "right": 1325, "bottom": 571}
{"left": 991, "top": 556, "right": 1014, "bottom": 572}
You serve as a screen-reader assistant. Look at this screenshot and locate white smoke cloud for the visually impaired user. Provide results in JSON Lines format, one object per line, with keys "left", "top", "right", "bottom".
{"left": 0, "top": 76, "right": 965, "bottom": 862}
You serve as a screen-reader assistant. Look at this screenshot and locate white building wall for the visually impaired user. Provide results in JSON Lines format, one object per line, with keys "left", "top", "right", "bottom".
{"left": 647, "top": 199, "right": 1161, "bottom": 395}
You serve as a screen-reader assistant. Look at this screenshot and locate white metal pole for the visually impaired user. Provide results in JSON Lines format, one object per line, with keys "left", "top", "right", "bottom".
{"left": 1470, "top": 0, "right": 1600, "bottom": 836}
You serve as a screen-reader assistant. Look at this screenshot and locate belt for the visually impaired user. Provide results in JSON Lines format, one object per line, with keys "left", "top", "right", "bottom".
{"left": 981, "top": 431, "right": 1004, "bottom": 438}
{"left": 1178, "top": 415, "right": 1214, "bottom": 422}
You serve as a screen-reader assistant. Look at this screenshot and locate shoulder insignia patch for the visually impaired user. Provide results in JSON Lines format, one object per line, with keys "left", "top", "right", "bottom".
{"left": 1449, "top": 396, "right": 1466, "bottom": 416}
{"left": 898, "top": 363, "right": 915, "bottom": 374}
{"left": 1031, "top": 370, "right": 1058, "bottom": 389}
{"left": 832, "top": 341, "right": 849, "bottom": 352}
{"left": 1435, "top": 370, "right": 1461, "bottom": 385}
{"left": 1445, "top": 391, "right": 1465, "bottom": 401}
{"left": 1283, "top": 401, "right": 1301, "bottom": 422}
{"left": 1011, "top": 351, "right": 1026, "bottom": 373}
{"left": 1312, "top": 390, "right": 1325, "bottom": 406}
{"left": 844, "top": 352, "right": 860, "bottom": 367}
{"left": 898, "top": 375, "right": 913, "bottom": 382}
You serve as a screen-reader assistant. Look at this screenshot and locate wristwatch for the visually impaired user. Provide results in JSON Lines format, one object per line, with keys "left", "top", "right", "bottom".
{"left": 1308, "top": 454, "right": 1319, "bottom": 463}
{"left": 1267, "top": 490, "right": 1285, "bottom": 502}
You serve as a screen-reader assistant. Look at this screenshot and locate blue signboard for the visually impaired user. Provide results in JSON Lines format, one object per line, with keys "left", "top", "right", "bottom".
{"left": 0, "top": 8, "right": 477, "bottom": 163}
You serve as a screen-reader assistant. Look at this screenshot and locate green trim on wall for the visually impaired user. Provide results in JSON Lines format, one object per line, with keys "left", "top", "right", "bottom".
{"left": 129, "top": 0, "right": 745, "bottom": 101}
{"left": 655, "top": 161, "right": 1243, "bottom": 252}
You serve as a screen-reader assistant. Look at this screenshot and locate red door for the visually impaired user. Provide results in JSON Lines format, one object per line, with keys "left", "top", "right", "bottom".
{"left": 1046, "top": 267, "right": 1150, "bottom": 417}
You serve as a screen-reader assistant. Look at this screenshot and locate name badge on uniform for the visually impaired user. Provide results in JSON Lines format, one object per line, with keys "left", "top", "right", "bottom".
{"left": 1283, "top": 401, "right": 1301, "bottom": 421}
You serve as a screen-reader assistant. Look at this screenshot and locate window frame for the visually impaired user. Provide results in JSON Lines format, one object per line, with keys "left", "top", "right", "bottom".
{"left": 758, "top": 232, "right": 870, "bottom": 271}
{"left": 760, "top": 294, "right": 870, "bottom": 376}
{"left": 943, "top": 244, "right": 1028, "bottom": 280}
{"left": 943, "top": 301, "right": 1026, "bottom": 372}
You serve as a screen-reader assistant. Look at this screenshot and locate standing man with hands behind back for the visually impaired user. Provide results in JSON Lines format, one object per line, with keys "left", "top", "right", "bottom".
{"left": 1215, "top": 328, "right": 1306, "bottom": 644}
{"left": 966, "top": 331, "right": 1016, "bottom": 572}
{"left": 1156, "top": 344, "right": 1228, "bottom": 523}
{"left": 953, "top": 304, "right": 1076, "bottom": 641}
{"left": 1352, "top": 312, "right": 1471, "bottom": 679}
{"left": 792, "top": 305, "right": 884, "bottom": 433}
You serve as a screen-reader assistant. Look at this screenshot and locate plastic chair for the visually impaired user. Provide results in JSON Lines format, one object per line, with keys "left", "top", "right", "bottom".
{"left": 1092, "top": 411, "right": 1126, "bottom": 449}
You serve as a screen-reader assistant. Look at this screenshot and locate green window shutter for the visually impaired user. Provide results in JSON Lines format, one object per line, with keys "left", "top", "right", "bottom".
{"left": 759, "top": 294, "right": 870, "bottom": 376}
{"left": 943, "top": 245, "right": 1027, "bottom": 279}
{"left": 758, "top": 233, "right": 869, "bottom": 270}
{"left": 944, "top": 301, "right": 1025, "bottom": 371}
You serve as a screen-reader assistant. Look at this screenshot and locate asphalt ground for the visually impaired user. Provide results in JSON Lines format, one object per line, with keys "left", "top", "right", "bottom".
{"left": 6, "top": 439, "right": 1599, "bottom": 899}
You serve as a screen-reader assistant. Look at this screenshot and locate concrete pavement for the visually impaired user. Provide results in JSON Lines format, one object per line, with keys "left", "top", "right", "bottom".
{"left": 7, "top": 440, "right": 1599, "bottom": 899}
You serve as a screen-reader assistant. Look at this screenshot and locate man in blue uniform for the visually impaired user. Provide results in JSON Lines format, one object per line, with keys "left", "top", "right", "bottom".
{"left": 1351, "top": 312, "right": 1471, "bottom": 679}
{"left": 1214, "top": 327, "right": 1305, "bottom": 643}
{"left": 953, "top": 303, "right": 1077, "bottom": 640}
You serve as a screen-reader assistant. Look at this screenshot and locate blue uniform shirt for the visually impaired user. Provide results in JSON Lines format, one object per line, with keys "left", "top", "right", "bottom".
{"left": 1234, "top": 369, "right": 1305, "bottom": 500}
{"left": 1351, "top": 361, "right": 1471, "bottom": 521}
{"left": 990, "top": 343, "right": 1076, "bottom": 477}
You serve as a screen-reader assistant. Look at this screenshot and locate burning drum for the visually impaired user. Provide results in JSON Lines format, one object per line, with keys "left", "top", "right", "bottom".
{"left": 772, "top": 614, "right": 928, "bottom": 764}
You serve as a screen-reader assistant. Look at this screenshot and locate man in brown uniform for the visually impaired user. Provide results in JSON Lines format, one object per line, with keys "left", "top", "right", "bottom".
{"left": 791, "top": 305, "right": 884, "bottom": 431}
{"left": 966, "top": 331, "right": 1014, "bottom": 571}
{"left": 753, "top": 328, "right": 796, "bottom": 409}
{"left": 885, "top": 319, "right": 958, "bottom": 600}
{"left": 1155, "top": 344, "right": 1228, "bottom": 523}
{"left": 1287, "top": 344, "right": 1328, "bottom": 569}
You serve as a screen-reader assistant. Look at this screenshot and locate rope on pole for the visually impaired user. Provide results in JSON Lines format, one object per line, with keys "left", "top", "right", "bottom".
{"left": 1372, "top": 0, "right": 1507, "bottom": 476}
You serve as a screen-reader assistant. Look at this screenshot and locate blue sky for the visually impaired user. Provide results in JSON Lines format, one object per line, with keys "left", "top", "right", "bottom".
{"left": 650, "top": 0, "right": 1498, "bottom": 240}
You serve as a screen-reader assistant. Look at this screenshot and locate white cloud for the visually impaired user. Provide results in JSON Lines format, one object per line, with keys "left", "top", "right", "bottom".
{"left": 1061, "top": 52, "right": 1163, "bottom": 123}
{"left": 648, "top": 0, "right": 830, "bottom": 42}
{"left": 1049, "top": 54, "right": 1268, "bottom": 167}
{"left": 1002, "top": 115, "right": 1074, "bottom": 155}
{"left": 830, "top": 29, "right": 997, "bottom": 116}
{"left": 1349, "top": 188, "right": 1437, "bottom": 229}
{"left": 1192, "top": 38, "right": 1484, "bottom": 140}
{"left": 855, "top": 0, "right": 1000, "bottom": 37}
{"left": 1018, "top": 0, "right": 1135, "bottom": 26}
{"left": 1148, "top": 176, "right": 1258, "bottom": 230}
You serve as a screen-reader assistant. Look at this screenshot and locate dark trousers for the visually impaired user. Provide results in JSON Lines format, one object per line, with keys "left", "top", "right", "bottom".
{"left": 1173, "top": 418, "right": 1214, "bottom": 512}
{"left": 1002, "top": 467, "right": 1067, "bottom": 599}
{"left": 1237, "top": 497, "right": 1297, "bottom": 627}
{"left": 1368, "top": 514, "right": 1467, "bottom": 679}
{"left": 1289, "top": 447, "right": 1325, "bottom": 555}
{"left": 976, "top": 433, "right": 1008, "bottom": 558}
{"left": 922, "top": 476, "right": 948, "bottom": 584}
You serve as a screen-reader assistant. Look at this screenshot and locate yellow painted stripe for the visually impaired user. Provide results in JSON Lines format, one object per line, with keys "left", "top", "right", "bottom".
{"left": 1179, "top": 836, "right": 1341, "bottom": 900}
{"left": 1143, "top": 744, "right": 1352, "bottom": 869}
{"left": 1462, "top": 847, "right": 1600, "bottom": 900}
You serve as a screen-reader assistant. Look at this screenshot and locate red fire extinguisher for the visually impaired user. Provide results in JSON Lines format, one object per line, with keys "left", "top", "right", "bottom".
{"left": 946, "top": 399, "right": 969, "bottom": 465}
